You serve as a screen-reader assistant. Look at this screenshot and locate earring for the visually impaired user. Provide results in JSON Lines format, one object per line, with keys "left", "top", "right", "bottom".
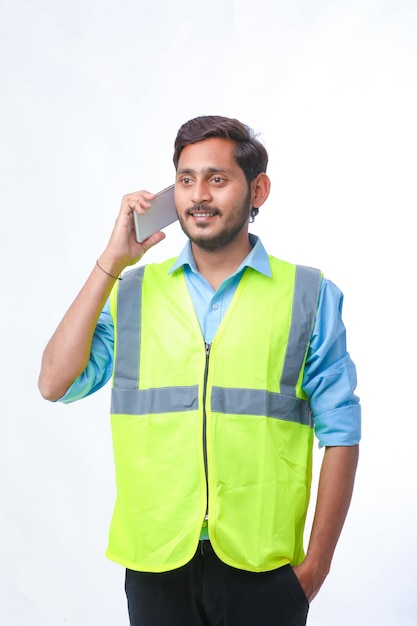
{"left": 250, "top": 207, "right": 259, "bottom": 223}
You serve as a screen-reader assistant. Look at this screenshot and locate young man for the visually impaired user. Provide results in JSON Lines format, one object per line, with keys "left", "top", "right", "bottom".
{"left": 39, "top": 115, "right": 360, "bottom": 626}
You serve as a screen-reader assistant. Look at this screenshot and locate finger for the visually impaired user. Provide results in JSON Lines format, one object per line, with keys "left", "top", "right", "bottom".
{"left": 120, "top": 191, "right": 155, "bottom": 215}
{"left": 140, "top": 230, "right": 166, "bottom": 252}
{"left": 124, "top": 191, "right": 155, "bottom": 205}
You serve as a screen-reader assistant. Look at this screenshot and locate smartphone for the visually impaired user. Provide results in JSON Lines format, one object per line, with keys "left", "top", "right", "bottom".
{"left": 134, "top": 184, "right": 178, "bottom": 243}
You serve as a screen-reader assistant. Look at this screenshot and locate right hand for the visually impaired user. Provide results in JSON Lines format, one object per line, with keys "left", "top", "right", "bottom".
{"left": 101, "top": 190, "right": 167, "bottom": 275}
{"left": 38, "top": 190, "right": 167, "bottom": 402}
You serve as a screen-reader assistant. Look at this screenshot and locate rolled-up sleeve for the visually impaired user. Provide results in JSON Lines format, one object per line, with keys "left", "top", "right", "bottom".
{"left": 59, "top": 302, "right": 114, "bottom": 404}
{"left": 302, "top": 279, "right": 361, "bottom": 448}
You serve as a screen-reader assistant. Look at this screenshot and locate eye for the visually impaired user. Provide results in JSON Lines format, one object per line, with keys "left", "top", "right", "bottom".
{"left": 180, "top": 176, "right": 192, "bottom": 185}
{"left": 211, "top": 176, "right": 225, "bottom": 184}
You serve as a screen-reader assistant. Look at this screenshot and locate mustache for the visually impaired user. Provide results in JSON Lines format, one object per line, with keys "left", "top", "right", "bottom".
{"left": 185, "top": 204, "right": 221, "bottom": 216}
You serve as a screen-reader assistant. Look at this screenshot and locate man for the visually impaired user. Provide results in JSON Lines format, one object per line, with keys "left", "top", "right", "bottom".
{"left": 39, "top": 115, "right": 360, "bottom": 626}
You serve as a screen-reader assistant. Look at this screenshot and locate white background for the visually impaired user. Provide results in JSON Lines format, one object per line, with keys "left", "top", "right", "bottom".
{"left": 1, "top": 0, "right": 416, "bottom": 624}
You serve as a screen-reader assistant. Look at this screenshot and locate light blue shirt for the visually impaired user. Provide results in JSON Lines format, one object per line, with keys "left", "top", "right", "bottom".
{"left": 61, "top": 235, "right": 361, "bottom": 448}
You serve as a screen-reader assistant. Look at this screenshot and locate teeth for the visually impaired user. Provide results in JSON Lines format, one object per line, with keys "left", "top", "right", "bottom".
{"left": 193, "top": 213, "right": 214, "bottom": 217}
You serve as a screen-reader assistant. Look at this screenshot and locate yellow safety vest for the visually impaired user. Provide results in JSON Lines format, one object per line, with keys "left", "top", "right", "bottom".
{"left": 106, "top": 256, "right": 322, "bottom": 573}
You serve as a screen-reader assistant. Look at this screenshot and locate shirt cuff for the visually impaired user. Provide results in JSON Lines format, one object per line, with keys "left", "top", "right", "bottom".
{"left": 314, "top": 403, "right": 361, "bottom": 448}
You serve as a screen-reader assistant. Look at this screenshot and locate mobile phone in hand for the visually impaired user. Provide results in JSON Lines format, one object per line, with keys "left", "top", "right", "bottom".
{"left": 134, "top": 185, "right": 177, "bottom": 243}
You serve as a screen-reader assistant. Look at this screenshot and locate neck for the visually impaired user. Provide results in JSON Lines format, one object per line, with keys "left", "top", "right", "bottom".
{"left": 191, "top": 231, "right": 252, "bottom": 291}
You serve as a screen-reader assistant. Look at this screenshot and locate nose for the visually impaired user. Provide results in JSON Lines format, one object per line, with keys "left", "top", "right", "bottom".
{"left": 191, "top": 180, "right": 212, "bottom": 205}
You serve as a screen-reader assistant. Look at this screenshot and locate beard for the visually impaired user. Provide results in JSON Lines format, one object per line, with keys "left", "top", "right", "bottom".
{"left": 177, "top": 188, "right": 252, "bottom": 251}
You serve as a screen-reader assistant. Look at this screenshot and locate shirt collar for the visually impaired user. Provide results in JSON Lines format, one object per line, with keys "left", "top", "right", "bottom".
{"left": 168, "top": 233, "right": 272, "bottom": 278}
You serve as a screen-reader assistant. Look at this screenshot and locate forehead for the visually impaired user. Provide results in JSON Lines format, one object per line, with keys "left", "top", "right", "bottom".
{"left": 177, "top": 137, "right": 238, "bottom": 172}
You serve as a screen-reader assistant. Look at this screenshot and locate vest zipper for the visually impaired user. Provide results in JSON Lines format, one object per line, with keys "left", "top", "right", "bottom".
{"left": 203, "top": 342, "right": 211, "bottom": 515}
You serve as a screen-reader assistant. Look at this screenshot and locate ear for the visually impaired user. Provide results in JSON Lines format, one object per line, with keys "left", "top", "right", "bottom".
{"left": 250, "top": 173, "right": 271, "bottom": 209}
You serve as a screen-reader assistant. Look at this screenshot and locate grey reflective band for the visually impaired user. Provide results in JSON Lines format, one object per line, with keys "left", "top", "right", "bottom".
{"left": 211, "top": 387, "right": 312, "bottom": 426}
{"left": 111, "top": 386, "right": 199, "bottom": 415}
{"left": 280, "top": 265, "right": 322, "bottom": 394}
{"left": 113, "top": 266, "right": 145, "bottom": 389}
{"left": 111, "top": 385, "right": 311, "bottom": 424}
{"left": 111, "top": 263, "right": 321, "bottom": 426}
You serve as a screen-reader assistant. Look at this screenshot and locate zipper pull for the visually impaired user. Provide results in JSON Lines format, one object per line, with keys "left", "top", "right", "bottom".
{"left": 205, "top": 342, "right": 211, "bottom": 357}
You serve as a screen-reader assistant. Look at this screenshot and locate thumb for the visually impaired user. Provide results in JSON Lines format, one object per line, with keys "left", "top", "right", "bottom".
{"left": 139, "top": 231, "right": 166, "bottom": 254}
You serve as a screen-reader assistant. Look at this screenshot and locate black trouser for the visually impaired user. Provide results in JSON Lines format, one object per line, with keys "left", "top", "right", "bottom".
{"left": 125, "top": 540, "right": 309, "bottom": 626}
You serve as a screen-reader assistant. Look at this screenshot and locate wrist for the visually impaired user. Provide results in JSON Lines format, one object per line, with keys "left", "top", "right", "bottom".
{"left": 301, "top": 551, "right": 331, "bottom": 580}
{"left": 96, "top": 254, "right": 128, "bottom": 280}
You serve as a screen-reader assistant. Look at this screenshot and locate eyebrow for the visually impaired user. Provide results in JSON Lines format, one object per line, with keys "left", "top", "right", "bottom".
{"left": 176, "top": 166, "right": 232, "bottom": 175}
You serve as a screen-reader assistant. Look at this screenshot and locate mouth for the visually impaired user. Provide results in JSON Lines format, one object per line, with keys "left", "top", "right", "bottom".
{"left": 187, "top": 206, "right": 220, "bottom": 220}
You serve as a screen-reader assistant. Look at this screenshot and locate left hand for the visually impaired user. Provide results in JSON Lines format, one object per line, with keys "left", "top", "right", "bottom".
{"left": 292, "top": 559, "right": 329, "bottom": 603}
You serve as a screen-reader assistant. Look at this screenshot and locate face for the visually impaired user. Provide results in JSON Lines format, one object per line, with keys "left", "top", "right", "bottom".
{"left": 174, "top": 138, "right": 253, "bottom": 251}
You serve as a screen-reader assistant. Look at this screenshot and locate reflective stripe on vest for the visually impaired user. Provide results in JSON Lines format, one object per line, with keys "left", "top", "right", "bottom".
{"left": 111, "top": 263, "right": 321, "bottom": 427}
